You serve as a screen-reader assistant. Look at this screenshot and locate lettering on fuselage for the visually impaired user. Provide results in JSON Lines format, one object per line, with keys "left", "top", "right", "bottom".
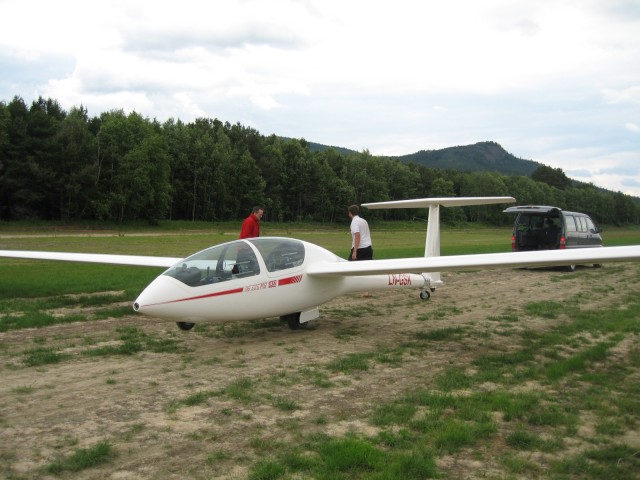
{"left": 388, "top": 274, "right": 412, "bottom": 286}
{"left": 244, "top": 275, "right": 302, "bottom": 293}
{"left": 245, "top": 282, "right": 268, "bottom": 292}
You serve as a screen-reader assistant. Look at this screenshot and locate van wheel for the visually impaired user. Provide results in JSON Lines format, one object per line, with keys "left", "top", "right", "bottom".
{"left": 177, "top": 322, "right": 195, "bottom": 331}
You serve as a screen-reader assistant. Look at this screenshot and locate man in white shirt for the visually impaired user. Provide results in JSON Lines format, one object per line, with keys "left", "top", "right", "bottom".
{"left": 348, "top": 205, "right": 373, "bottom": 261}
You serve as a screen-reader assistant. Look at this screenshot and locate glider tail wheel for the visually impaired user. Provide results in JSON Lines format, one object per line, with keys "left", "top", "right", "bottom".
{"left": 281, "top": 312, "right": 305, "bottom": 330}
{"left": 177, "top": 322, "right": 195, "bottom": 331}
{"left": 420, "top": 289, "right": 431, "bottom": 300}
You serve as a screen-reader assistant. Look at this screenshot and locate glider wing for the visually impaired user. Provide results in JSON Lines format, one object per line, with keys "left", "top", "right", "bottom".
{"left": 307, "top": 245, "right": 640, "bottom": 277}
{"left": 0, "top": 250, "right": 182, "bottom": 268}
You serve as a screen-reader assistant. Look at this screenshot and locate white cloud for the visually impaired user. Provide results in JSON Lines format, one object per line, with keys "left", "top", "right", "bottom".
{"left": 603, "top": 86, "right": 640, "bottom": 106}
{"left": 626, "top": 123, "right": 640, "bottom": 133}
{"left": 1, "top": 0, "right": 639, "bottom": 196}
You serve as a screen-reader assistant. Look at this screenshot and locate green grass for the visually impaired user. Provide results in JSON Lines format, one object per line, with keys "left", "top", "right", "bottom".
{"left": 84, "top": 326, "right": 187, "bottom": 357}
{"left": 221, "top": 377, "right": 256, "bottom": 402}
{"left": 413, "top": 327, "right": 466, "bottom": 342}
{"left": 23, "top": 347, "right": 72, "bottom": 367}
{"left": 325, "top": 348, "right": 404, "bottom": 374}
{"left": 0, "top": 261, "right": 158, "bottom": 300}
{"left": 255, "top": 435, "right": 440, "bottom": 479}
{"left": 18, "top": 326, "right": 187, "bottom": 367}
{"left": 272, "top": 397, "right": 299, "bottom": 411}
{"left": 46, "top": 440, "right": 115, "bottom": 474}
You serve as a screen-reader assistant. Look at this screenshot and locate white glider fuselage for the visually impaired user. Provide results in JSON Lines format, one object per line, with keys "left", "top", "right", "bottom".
{"left": 133, "top": 238, "right": 426, "bottom": 324}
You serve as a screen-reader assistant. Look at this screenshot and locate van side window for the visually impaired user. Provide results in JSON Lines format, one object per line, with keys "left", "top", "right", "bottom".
{"left": 565, "top": 215, "right": 577, "bottom": 232}
{"left": 577, "top": 216, "right": 587, "bottom": 233}
{"left": 585, "top": 217, "right": 595, "bottom": 232}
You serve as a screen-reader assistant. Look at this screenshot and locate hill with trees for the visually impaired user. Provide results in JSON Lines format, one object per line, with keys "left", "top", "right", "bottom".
{"left": 0, "top": 95, "right": 638, "bottom": 226}
{"left": 394, "top": 141, "right": 542, "bottom": 176}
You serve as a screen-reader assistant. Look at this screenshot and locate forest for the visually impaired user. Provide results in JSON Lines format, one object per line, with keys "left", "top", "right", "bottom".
{"left": 1, "top": 95, "right": 638, "bottom": 226}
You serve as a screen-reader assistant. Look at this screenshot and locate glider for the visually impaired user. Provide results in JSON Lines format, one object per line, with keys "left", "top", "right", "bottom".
{"left": 1, "top": 197, "right": 639, "bottom": 330}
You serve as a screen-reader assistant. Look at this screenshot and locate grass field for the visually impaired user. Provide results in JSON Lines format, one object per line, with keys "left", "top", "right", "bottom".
{"left": 1, "top": 224, "right": 639, "bottom": 478}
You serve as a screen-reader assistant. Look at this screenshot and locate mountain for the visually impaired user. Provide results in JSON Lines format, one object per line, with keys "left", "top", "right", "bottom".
{"left": 392, "top": 141, "right": 542, "bottom": 176}
{"left": 306, "top": 140, "right": 542, "bottom": 177}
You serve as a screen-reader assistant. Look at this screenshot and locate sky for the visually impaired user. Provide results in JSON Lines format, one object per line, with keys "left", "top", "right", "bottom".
{"left": 1, "top": 0, "right": 639, "bottom": 196}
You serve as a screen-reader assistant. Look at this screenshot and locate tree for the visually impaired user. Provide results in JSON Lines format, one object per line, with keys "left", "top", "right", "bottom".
{"left": 55, "top": 106, "right": 97, "bottom": 219}
{"left": 612, "top": 191, "right": 637, "bottom": 225}
{"left": 1, "top": 97, "right": 36, "bottom": 219}
{"left": 93, "top": 111, "right": 170, "bottom": 222}
{"left": 460, "top": 172, "right": 509, "bottom": 223}
{"left": 430, "top": 177, "right": 465, "bottom": 224}
{"left": 531, "top": 165, "right": 571, "bottom": 190}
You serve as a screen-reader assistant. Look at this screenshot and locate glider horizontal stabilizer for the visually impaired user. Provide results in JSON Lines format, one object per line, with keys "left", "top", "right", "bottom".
{"left": 361, "top": 196, "right": 517, "bottom": 287}
{"left": 362, "top": 196, "right": 516, "bottom": 209}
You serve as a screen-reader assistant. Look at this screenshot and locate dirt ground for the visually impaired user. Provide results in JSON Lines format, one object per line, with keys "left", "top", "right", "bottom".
{"left": 1, "top": 263, "right": 638, "bottom": 479}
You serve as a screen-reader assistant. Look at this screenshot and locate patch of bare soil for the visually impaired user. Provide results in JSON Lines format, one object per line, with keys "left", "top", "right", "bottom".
{"left": 1, "top": 264, "right": 638, "bottom": 479}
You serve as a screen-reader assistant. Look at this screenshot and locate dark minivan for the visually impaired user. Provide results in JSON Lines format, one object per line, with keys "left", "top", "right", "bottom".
{"left": 504, "top": 205, "right": 603, "bottom": 270}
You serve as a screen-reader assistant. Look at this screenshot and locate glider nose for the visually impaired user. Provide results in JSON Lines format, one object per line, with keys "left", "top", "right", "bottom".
{"left": 132, "top": 275, "right": 204, "bottom": 322}
{"left": 132, "top": 275, "right": 179, "bottom": 317}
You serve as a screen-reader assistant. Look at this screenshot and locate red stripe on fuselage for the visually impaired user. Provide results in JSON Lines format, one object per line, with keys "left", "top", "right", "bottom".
{"left": 141, "top": 287, "right": 244, "bottom": 307}
{"left": 278, "top": 275, "right": 303, "bottom": 286}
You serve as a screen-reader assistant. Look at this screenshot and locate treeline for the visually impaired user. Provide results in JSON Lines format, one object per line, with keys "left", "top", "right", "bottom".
{"left": 0, "top": 96, "right": 638, "bottom": 226}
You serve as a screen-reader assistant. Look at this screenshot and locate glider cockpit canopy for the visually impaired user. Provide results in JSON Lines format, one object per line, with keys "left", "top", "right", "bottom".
{"left": 163, "top": 238, "right": 306, "bottom": 287}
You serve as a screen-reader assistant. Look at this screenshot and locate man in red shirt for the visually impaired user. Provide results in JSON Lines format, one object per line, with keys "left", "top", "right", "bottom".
{"left": 239, "top": 206, "right": 264, "bottom": 239}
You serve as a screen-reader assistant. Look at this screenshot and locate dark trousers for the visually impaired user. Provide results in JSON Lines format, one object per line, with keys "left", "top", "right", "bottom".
{"left": 349, "top": 245, "right": 373, "bottom": 261}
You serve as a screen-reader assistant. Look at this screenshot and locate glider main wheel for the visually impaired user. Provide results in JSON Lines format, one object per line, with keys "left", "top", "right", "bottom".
{"left": 420, "top": 290, "right": 431, "bottom": 300}
{"left": 176, "top": 322, "right": 195, "bottom": 331}
{"left": 566, "top": 264, "right": 576, "bottom": 272}
{"left": 281, "top": 313, "right": 305, "bottom": 330}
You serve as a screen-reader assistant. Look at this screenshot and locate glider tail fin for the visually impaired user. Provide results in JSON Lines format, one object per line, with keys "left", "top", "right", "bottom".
{"left": 424, "top": 203, "right": 442, "bottom": 287}
{"left": 362, "top": 196, "right": 516, "bottom": 290}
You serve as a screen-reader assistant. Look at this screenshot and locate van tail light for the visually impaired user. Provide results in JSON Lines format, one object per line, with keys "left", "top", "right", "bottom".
{"left": 559, "top": 236, "right": 566, "bottom": 249}
{"left": 511, "top": 235, "right": 516, "bottom": 251}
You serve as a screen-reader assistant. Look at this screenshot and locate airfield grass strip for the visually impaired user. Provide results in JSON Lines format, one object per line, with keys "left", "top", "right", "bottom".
{"left": 2, "top": 232, "right": 639, "bottom": 478}
{"left": 244, "top": 281, "right": 640, "bottom": 479}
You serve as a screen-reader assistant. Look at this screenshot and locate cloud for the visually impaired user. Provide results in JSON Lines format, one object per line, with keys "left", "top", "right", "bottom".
{"left": 622, "top": 177, "right": 640, "bottom": 187}
{"left": 626, "top": 123, "right": 640, "bottom": 133}
{"left": 566, "top": 169, "right": 593, "bottom": 178}
{"left": 1, "top": 0, "right": 640, "bottom": 196}
{"left": 603, "top": 86, "right": 640, "bottom": 106}
{"left": 597, "top": 164, "right": 640, "bottom": 176}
